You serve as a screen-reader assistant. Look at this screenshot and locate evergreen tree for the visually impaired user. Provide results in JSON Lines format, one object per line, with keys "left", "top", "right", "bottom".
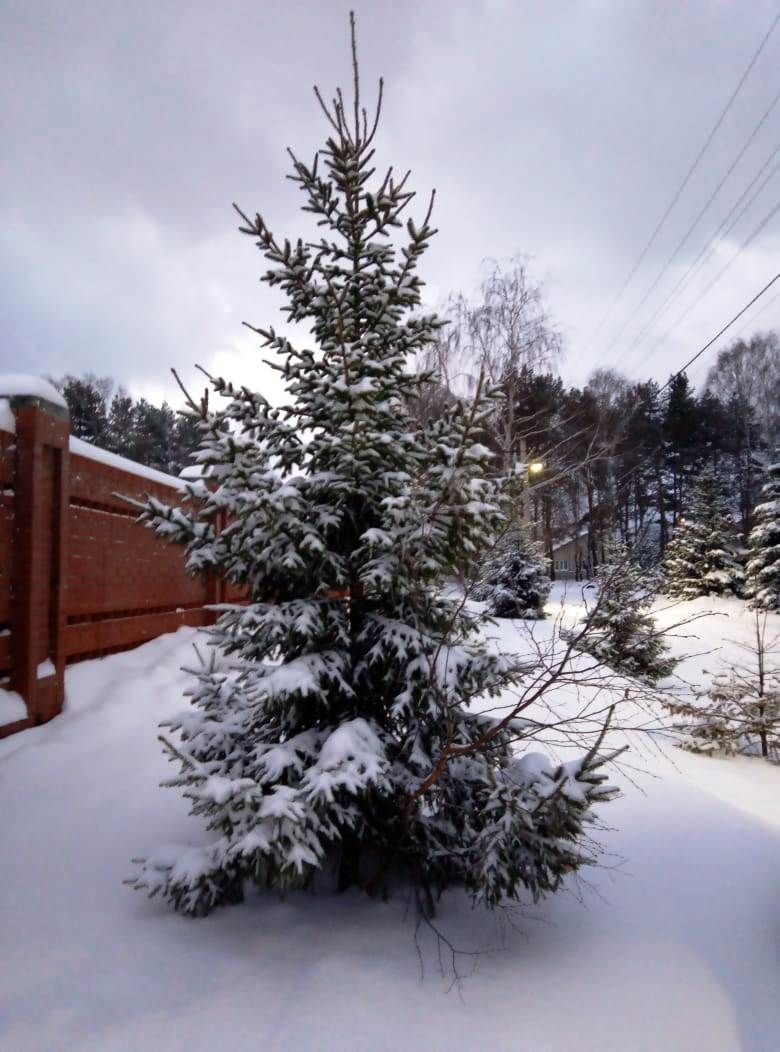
{"left": 57, "top": 373, "right": 197, "bottom": 475}
{"left": 663, "top": 371, "right": 702, "bottom": 522}
{"left": 475, "top": 519, "right": 550, "bottom": 619}
{"left": 170, "top": 411, "right": 201, "bottom": 476}
{"left": 575, "top": 543, "right": 675, "bottom": 684}
{"left": 745, "top": 455, "right": 780, "bottom": 611}
{"left": 59, "top": 374, "right": 112, "bottom": 444}
{"left": 697, "top": 389, "right": 728, "bottom": 468}
{"left": 131, "top": 399, "right": 178, "bottom": 473}
{"left": 624, "top": 525, "right": 662, "bottom": 571}
{"left": 662, "top": 471, "right": 744, "bottom": 598}
{"left": 127, "top": 22, "right": 620, "bottom": 917}
{"left": 613, "top": 381, "right": 663, "bottom": 547}
{"left": 106, "top": 390, "right": 136, "bottom": 458}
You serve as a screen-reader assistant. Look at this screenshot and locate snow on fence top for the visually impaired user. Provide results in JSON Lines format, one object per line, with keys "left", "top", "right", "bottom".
{"left": 0, "top": 374, "right": 186, "bottom": 489}
{"left": 70, "top": 436, "right": 186, "bottom": 490}
{"left": 0, "top": 374, "right": 68, "bottom": 410}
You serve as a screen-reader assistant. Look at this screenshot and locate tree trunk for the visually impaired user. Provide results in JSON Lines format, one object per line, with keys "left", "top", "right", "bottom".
{"left": 337, "top": 832, "right": 362, "bottom": 892}
{"left": 656, "top": 456, "right": 667, "bottom": 552}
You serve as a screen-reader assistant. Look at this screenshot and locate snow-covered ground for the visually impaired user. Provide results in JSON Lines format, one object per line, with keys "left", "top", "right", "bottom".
{"left": 1, "top": 592, "right": 779, "bottom": 1051}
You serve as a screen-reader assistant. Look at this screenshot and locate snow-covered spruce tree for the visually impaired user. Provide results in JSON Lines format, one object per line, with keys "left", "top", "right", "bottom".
{"left": 574, "top": 543, "right": 675, "bottom": 684}
{"left": 474, "top": 518, "right": 551, "bottom": 619}
{"left": 665, "top": 612, "right": 779, "bottom": 761}
{"left": 745, "top": 455, "right": 780, "bottom": 611}
{"left": 127, "top": 20, "right": 620, "bottom": 917}
{"left": 662, "top": 470, "right": 744, "bottom": 599}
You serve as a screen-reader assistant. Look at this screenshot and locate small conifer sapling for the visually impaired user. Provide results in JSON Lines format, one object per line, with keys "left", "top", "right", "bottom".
{"left": 575, "top": 543, "right": 675, "bottom": 684}
{"left": 745, "top": 455, "right": 780, "bottom": 611}
{"left": 475, "top": 518, "right": 551, "bottom": 619}
{"left": 662, "top": 471, "right": 744, "bottom": 599}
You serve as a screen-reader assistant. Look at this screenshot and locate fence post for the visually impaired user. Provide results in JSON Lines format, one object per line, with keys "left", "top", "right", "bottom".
{"left": 206, "top": 508, "right": 226, "bottom": 618}
{"left": 8, "top": 391, "right": 70, "bottom": 726}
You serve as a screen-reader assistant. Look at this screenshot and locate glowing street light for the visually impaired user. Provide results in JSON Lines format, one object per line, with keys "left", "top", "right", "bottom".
{"left": 528, "top": 461, "right": 545, "bottom": 475}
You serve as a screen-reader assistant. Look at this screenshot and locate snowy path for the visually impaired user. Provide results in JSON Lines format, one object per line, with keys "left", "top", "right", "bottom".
{"left": 1, "top": 610, "right": 779, "bottom": 1052}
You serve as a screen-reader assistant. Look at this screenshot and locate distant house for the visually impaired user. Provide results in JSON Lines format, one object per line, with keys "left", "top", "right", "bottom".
{"left": 549, "top": 529, "right": 590, "bottom": 581}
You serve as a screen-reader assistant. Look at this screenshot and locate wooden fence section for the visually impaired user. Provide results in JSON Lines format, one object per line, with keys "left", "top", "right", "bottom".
{"left": 0, "top": 388, "right": 226, "bottom": 739}
{"left": 66, "top": 446, "right": 215, "bottom": 660}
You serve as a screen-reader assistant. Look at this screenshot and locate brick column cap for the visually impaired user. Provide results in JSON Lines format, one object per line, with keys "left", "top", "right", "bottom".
{"left": 0, "top": 375, "right": 69, "bottom": 422}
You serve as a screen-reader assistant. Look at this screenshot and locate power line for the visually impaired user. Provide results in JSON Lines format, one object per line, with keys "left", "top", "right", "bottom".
{"left": 658, "top": 270, "right": 780, "bottom": 392}
{"left": 603, "top": 273, "right": 780, "bottom": 501}
{"left": 619, "top": 143, "right": 780, "bottom": 365}
{"left": 642, "top": 198, "right": 780, "bottom": 362}
{"left": 535, "top": 279, "right": 780, "bottom": 539}
{"left": 687, "top": 282, "right": 780, "bottom": 382}
{"left": 605, "top": 89, "right": 780, "bottom": 361}
{"left": 583, "top": 7, "right": 780, "bottom": 353}
{"left": 729, "top": 283, "right": 780, "bottom": 341}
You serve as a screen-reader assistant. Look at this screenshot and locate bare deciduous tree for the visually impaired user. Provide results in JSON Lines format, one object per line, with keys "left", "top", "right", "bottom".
{"left": 424, "top": 257, "right": 562, "bottom": 473}
{"left": 705, "top": 331, "right": 780, "bottom": 448}
{"left": 665, "top": 611, "right": 780, "bottom": 761}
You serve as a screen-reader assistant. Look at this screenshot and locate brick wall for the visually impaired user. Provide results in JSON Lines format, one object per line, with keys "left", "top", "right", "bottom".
{"left": 0, "top": 391, "right": 228, "bottom": 739}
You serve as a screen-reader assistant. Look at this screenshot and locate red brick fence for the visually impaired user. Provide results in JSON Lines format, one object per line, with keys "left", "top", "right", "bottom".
{"left": 0, "top": 380, "right": 225, "bottom": 739}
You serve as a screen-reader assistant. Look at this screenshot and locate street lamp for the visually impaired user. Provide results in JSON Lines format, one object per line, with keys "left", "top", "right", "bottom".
{"left": 520, "top": 459, "right": 545, "bottom": 524}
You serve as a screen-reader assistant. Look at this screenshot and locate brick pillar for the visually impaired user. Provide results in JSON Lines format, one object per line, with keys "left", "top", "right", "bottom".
{"left": 206, "top": 508, "right": 226, "bottom": 619}
{"left": 9, "top": 395, "right": 70, "bottom": 726}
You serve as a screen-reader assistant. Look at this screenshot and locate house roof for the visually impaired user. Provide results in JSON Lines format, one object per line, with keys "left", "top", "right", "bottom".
{"left": 551, "top": 527, "right": 589, "bottom": 553}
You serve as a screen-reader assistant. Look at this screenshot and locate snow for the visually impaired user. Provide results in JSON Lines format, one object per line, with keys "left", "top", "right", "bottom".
{"left": 667, "top": 749, "right": 780, "bottom": 829}
{"left": 1, "top": 598, "right": 779, "bottom": 1050}
{"left": 304, "top": 718, "right": 388, "bottom": 800}
{"left": 0, "top": 378, "right": 187, "bottom": 488}
{"left": 0, "top": 397, "right": 15, "bottom": 433}
{"left": 179, "top": 463, "right": 211, "bottom": 481}
{"left": 70, "top": 435, "right": 186, "bottom": 490}
{"left": 0, "top": 377, "right": 185, "bottom": 490}
{"left": 0, "top": 686, "right": 26, "bottom": 726}
{"left": 0, "top": 373, "right": 68, "bottom": 409}
{"left": 36, "top": 659, "right": 55, "bottom": 679}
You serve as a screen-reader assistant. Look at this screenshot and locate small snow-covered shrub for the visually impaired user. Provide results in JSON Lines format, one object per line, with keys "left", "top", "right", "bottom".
{"left": 474, "top": 522, "right": 550, "bottom": 619}
{"left": 573, "top": 543, "right": 675, "bottom": 684}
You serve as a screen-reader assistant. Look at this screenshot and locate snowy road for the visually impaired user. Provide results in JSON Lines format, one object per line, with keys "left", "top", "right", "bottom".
{"left": 1, "top": 601, "right": 779, "bottom": 1051}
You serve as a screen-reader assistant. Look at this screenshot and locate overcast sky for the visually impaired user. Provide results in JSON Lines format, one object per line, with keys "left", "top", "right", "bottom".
{"left": 1, "top": 0, "right": 779, "bottom": 408}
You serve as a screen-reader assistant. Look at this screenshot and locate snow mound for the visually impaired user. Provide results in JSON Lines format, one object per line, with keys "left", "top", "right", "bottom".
{"left": 0, "top": 686, "right": 26, "bottom": 726}
{"left": 1, "top": 609, "right": 780, "bottom": 1050}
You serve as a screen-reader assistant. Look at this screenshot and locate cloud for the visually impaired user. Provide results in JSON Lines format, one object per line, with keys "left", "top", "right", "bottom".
{"left": 1, "top": 0, "right": 778, "bottom": 402}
